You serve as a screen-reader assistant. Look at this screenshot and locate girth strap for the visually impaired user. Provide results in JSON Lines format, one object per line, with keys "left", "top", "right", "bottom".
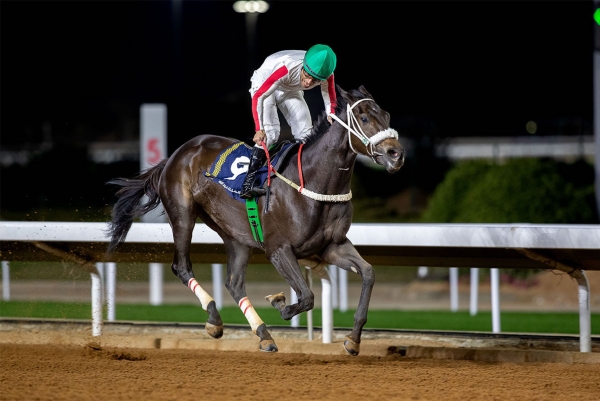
{"left": 245, "top": 198, "right": 264, "bottom": 248}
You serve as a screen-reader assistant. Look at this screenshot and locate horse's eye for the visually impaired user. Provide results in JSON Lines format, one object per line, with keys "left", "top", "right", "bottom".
{"left": 361, "top": 116, "right": 368, "bottom": 123}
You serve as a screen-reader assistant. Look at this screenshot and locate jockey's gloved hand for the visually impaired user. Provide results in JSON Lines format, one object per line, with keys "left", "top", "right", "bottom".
{"left": 253, "top": 130, "right": 266, "bottom": 145}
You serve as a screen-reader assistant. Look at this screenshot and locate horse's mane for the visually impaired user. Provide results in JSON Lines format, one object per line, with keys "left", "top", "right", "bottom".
{"left": 303, "top": 86, "right": 365, "bottom": 147}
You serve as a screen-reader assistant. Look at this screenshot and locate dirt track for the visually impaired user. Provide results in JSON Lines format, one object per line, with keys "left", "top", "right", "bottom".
{"left": 1, "top": 318, "right": 600, "bottom": 401}
{"left": 2, "top": 270, "right": 600, "bottom": 400}
{"left": 2, "top": 340, "right": 600, "bottom": 401}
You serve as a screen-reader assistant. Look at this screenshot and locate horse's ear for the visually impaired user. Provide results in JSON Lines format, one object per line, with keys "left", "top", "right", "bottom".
{"left": 358, "top": 85, "right": 374, "bottom": 99}
{"left": 337, "top": 84, "right": 356, "bottom": 104}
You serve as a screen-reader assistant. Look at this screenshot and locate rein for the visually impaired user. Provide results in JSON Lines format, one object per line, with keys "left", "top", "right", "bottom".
{"left": 329, "top": 98, "right": 399, "bottom": 163}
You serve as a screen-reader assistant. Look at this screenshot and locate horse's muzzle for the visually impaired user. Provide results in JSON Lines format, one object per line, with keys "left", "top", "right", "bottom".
{"left": 376, "top": 140, "right": 405, "bottom": 173}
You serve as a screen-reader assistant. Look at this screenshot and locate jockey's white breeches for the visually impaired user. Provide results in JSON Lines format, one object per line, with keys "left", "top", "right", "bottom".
{"left": 251, "top": 89, "right": 313, "bottom": 148}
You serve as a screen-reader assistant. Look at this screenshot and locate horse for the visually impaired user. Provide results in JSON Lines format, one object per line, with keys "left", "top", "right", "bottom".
{"left": 106, "top": 85, "right": 405, "bottom": 356}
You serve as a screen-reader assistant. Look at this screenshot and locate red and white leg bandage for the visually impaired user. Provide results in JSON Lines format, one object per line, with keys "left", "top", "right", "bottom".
{"left": 238, "top": 296, "right": 264, "bottom": 334}
{"left": 188, "top": 278, "right": 214, "bottom": 311}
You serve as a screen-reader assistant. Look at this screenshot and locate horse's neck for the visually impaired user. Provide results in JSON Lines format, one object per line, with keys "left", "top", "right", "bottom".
{"left": 297, "top": 123, "right": 356, "bottom": 193}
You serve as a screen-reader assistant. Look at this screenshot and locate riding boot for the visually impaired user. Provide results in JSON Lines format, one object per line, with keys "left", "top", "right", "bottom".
{"left": 240, "top": 147, "right": 268, "bottom": 199}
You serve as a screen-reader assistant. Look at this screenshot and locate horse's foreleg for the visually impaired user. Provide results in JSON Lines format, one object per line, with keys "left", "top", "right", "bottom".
{"left": 265, "top": 257, "right": 327, "bottom": 315}
{"left": 222, "top": 238, "right": 277, "bottom": 352}
{"left": 321, "top": 240, "right": 374, "bottom": 356}
{"left": 268, "top": 246, "right": 314, "bottom": 320}
{"left": 264, "top": 257, "right": 325, "bottom": 312}
{"left": 265, "top": 291, "right": 287, "bottom": 311}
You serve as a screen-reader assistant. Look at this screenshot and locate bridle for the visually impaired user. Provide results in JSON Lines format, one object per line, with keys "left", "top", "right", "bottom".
{"left": 261, "top": 98, "right": 399, "bottom": 203}
{"left": 329, "top": 98, "right": 399, "bottom": 163}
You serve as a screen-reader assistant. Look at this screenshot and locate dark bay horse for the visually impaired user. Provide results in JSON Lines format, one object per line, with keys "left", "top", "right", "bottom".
{"left": 106, "top": 85, "right": 405, "bottom": 356}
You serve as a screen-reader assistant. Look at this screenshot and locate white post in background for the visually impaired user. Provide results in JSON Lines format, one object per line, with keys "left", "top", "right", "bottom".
{"left": 106, "top": 262, "right": 117, "bottom": 321}
{"left": 141, "top": 104, "right": 168, "bottom": 305}
{"left": 95, "top": 262, "right": 105, "bottom": 305}
{"left": 329, "top": 264, "right": 339, "bottom": 309}
{"left": 338, "top": 267, "right": 348, "bottom": 313}
{"left": 91, "top": 272, "right": 103, "bottom": 336}
{"left": 149, "top": 264, "right": 163, "bottom": 306}
{"left": 305, "top": 267, "right": 313, "bottom": 341}
{"left": 211, "top": 264, "right": 224, "bottom": 309}
{"left": 576, "top": 271, "right": 591, "bottom": 352}
{"left": 490, "top": 268, "right": 501, "bottom": 333}
{"left": 290, "top": 288, "right": 299, "bottom": 327}
{"left": 470, "top": 267, "right": 479, "bottom": 316}
{"left": 306, "top": 263, "right": 334, "bottom": 343}
{"left": 449, "top": 267, "right": 459, "bottom": 312}
{"left": 2, "top": 261, "right": 10, "bottom": 301}
{"left": 320, "top": 266, "right": 333, "bottom": 344}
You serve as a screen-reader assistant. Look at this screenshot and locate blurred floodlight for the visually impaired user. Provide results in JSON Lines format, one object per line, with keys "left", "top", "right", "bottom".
{"left": 526, "top": 120, "right": 537, "bottom": 134}
{"left": 233, "top": 1, "right": 269, "bottom": 13}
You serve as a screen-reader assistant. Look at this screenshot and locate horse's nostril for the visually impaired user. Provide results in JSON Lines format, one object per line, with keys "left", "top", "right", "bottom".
{"left": 388, "top": 149, "right": 400, "bottom": 160}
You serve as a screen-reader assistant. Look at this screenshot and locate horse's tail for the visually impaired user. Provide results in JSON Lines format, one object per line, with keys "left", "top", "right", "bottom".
{"left": 106, "top": 159, "right": 168, "bottom": 253}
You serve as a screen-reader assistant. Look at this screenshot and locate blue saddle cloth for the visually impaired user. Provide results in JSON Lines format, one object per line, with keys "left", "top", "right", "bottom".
{"left": 204, "top": 141, "right": 295, "bottom": 202}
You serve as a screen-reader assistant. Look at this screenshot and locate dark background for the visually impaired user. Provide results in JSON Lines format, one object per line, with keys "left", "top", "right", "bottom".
{"left": 0, "top": 0, "right": 596, "bottom": 218}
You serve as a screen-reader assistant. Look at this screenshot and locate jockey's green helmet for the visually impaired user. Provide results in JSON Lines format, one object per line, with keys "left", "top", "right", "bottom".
{"left": 303, "top": 44, "right": 337, "bottom": 81}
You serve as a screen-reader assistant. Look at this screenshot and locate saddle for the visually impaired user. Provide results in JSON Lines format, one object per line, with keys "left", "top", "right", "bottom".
{"left": 204, "top": 140, "right": 300, "bottom": 203}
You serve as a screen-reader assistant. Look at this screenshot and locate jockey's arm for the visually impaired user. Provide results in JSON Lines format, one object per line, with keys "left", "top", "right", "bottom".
{"left": 322, "top": 74, "right": 337, "bottom": 125}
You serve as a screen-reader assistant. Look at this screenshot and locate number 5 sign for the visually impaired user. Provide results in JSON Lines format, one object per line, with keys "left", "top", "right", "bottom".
{"left": 140, "top": 103, "right": 168, "bottom": 223}
{"left": 140, "top": 104, "right": 167, "bottom": 170}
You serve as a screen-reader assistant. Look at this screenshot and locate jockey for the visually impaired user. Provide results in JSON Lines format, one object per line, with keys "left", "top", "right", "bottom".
{"left": 240, "top": 44, "right": 338, "bottom": 199}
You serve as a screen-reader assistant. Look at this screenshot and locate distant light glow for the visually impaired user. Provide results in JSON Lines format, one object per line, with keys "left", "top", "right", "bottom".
{"left": 233, "top": 1, "right": 269, "bottom": 13}
{"left": 526, "top": 121, "right": 537, "bottom": 134}
{"left": 595, "top": 8, "right": 600, "bottom": 26}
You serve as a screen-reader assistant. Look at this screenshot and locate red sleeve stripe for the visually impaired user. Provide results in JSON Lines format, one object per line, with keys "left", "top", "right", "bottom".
{"left": 252, "top": 66, "right": 288, "bottom": 131}
{"left": 327, "top": 73, "right": 337, "bottom": 114}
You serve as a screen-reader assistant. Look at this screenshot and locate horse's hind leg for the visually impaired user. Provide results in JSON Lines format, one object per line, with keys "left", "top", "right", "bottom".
{"left": 188, "top": 277, "right": 224, "bottom": 339}
{"left": 222, "top": 237, "right": 277, "bottom": 352}
{"left": 163, "top": 199, "right": 223, "bottom": 339}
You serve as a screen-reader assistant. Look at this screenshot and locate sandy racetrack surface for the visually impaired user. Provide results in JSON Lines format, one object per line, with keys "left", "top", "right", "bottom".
{"left": 2, "top": 271, "right": 600, "bottom": 400}
{"left": 1, "top": 340, "right": 600, "bottom": 401}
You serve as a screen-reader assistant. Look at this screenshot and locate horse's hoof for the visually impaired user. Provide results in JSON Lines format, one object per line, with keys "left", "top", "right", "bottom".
{"left": 265, "top": 292, "right": 286, "bottom": 307}
{"left": 343, "top": 336, "right": 360, "bottom": 356}
{"left": 205, "top": 322, "right": 223, "bottom": 339}
{"left": 259, "top": 340, "right": 278, "bottom": 353}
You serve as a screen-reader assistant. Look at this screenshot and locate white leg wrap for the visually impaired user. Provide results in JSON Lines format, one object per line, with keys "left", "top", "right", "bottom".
{"left": 188, "top": 278, "right": 214, "bottom": 311}
{"left": 238, "top": 297, "right": 264, "bottom": 334}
